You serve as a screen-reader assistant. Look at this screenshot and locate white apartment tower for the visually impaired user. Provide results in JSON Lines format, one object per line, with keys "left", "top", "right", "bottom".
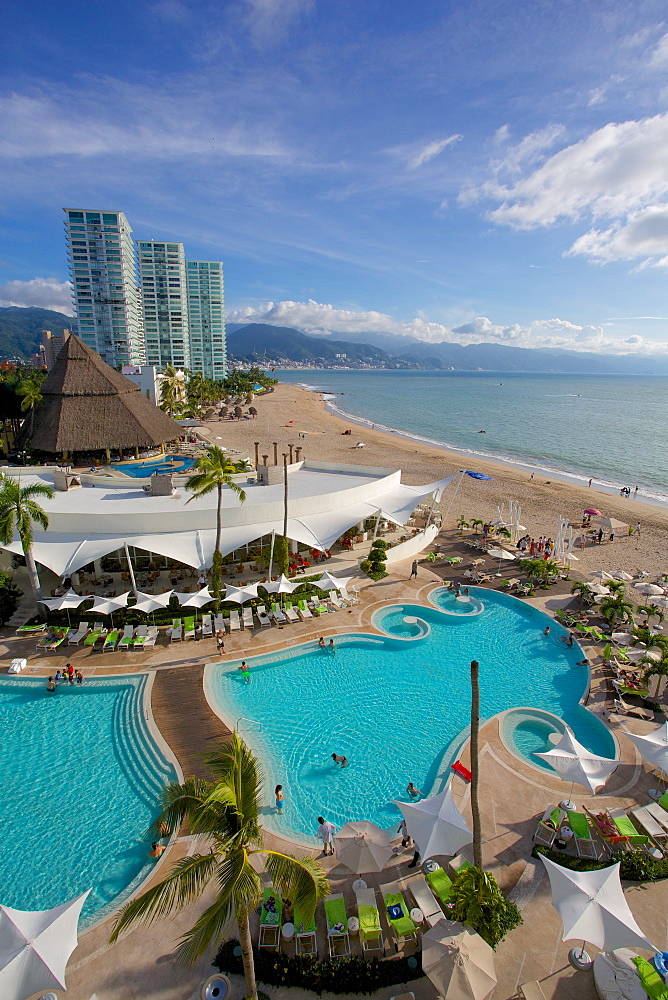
{"left": 186, "top": 260, "right": 227, "bottom": 379}
{"left": 63, "top": 209, "right": 144, "bottom": 367}
{"left": 137, "top": 241, "right": 189, "bottom": 369}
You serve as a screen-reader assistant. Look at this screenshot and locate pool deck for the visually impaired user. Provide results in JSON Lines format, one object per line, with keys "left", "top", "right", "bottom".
{"left": 7, "top": 539, "right": 668, "bottom": 1000}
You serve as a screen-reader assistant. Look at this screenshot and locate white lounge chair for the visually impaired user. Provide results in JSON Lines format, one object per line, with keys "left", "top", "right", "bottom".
{"left": 328, "top": 593, "right": 347, "bottom": 610}
{"left": 214, "top": 614, "right": 225, "bottom": 632}
{"left": 227, "top": 610, "right": 241, "bottom": 632}
{"left": 170, "top": 619, "right": 183, "bottom": 642}
{"left": 632, "top": 807, "right": 668, "bottom": 845}
{"left": 242, "top": 607, "right": 254, "bottom": 629}
{"left": 255, "top": 606, "right": 272, "bottom": 627}
{"left": 284, "top": 604, "right": 299, "bottom": 623}
{"left": 296, "top": 600, "right": 312, "bottom": 620}
{"left": 118, "top": 625, "right": 136, "bottom": 649}
{"left": 201, "top": 614, "right": 213, "bottom": 637}
{"left": 270, "top": 603, "right": 286, "bottom": 624}
{"left": 143, "top": 626, "right": 159, "bottom": 647}
{"left": 613, "top": 697, "right": 654, "bottom": 720}
{"left": 407, "top": 875, "right": 442, "bottom": 928}
{"left": 68, "top": 621, "right": 90, "bottom": 645}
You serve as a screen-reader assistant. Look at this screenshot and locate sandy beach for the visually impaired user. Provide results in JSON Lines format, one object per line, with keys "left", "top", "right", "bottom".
{"left": 205, "top": 381, "right": 668, "bottom": 583}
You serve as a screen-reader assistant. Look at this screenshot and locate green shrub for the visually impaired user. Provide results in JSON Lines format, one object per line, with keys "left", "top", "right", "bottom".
{"left": 533, "top": 845, "right": 668, "bottom": 882}
{"left": 0, "top": 571, "right": 21, "bottom": 625}
{"left": 448, "top": 866, "right": 523, "bottom": 949}
{"left": 360, "top": 560, "right": 372, "bottom": 574}
{"left": 369, "top": 549, "right": 387, "bottom": 563}
{"left": 214, "top": 940, "right": 423, "bottom": 995}
{"left": 371, "top": 539, "right": 389, "bottom": 550}
{"left": 367, "top": 568, "right": 388, "bottom": 581}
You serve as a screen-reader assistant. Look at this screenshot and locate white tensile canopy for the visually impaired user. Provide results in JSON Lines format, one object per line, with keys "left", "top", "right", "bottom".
{"left": 393, "top": 786, "right": 472, "bottom": 858}
{"left": 220, "top": 584, "right": 259, "bottom": 604}
{"left": 622, "top": 722, "right": 668, "bottom": 775}
{"left": 39, "top": 589, "right": 89, "bottom": 611}
{"left": 317, "top": 572, "right": 355, "bottom": 592}
{"left": 422, "top": 919, "right": 497, "bottom": 1000}
{"left": 535, "top": 728, "right": 619, "bottom": 794}
{"left": 262, "top": 574, "right": 299, "bottom": 595}
{"left": 88, "top": 592, "right": 132, "bottom": 616}
{"left": 176, "top": 586, "right": 215, "bottom": 607}
{"left": 132, "top": 589, "right": 174, "bottom": 613}
{"left": 0, "top": 890, "right": 90, "bottom": 1000}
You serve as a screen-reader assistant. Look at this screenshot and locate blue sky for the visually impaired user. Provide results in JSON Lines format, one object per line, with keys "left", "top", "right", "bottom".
{"left": 2, "top": 0, "right": 668, "bottom": 353}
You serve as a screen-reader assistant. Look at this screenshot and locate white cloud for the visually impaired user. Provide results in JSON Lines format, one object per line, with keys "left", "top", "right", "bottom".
{"left": 568, "top": 206, "right": 668, "bottom": 264}
{"left": 228, "top": 299, "right": 667, "bottom": 354}
{"left": 244, "top": 0, "right": 313, "bottom": 45}
{"left": 407, "top": 135, "right": 462, "bottom": 169}
{"left": 0, "top": 277, "right": 73, "bottom": 314}
{"left": 650, "top": 31, "right": 668, "bottom": 67}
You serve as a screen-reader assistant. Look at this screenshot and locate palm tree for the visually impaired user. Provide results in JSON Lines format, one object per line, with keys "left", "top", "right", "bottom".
{"left": 570, "top": 580, "right": 593, "bottom": 605}
{"left": 159, "top": 365, "right": 184, "bottom": 416}
{"left": 469, "top": 518, "right": 483, "bottom": 535}
{"left": 640, "top": 647, "right": 668, "bottom": 699}
{"left": 456, "top": 517, "right": 469, "bottom": 534}
{"left": 470, "top": 659, "right": 482, "bottom": 868}
{"left": 605, "top": 579, "right": 626, "bottom": 596}
{"left": 0, "top": 474, "right": 54, "bottom": 601}
{"left": 638, "top": 603, "right": 665, "bottom": 627}
{"left": 110, "top": 734, "right": 329, "bottom": 998}
{"left": 186, "top": 446, "right": 246, "bottom": 600}
{"left": 599, "top": 593, "right": 634, "bottom": 629}
{"left": 18, "top": 380, "right": 43, "bottom": 438}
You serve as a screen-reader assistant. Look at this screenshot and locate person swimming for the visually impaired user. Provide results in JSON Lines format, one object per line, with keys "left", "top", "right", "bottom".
{"left": 331, "top": 753, "right": 348, "bottom": 767}
{"left": 318, "top": 636, "right": 326, "bottom": 648}
{"left": 406, "top": 782, "right": 421, "bottom": 799}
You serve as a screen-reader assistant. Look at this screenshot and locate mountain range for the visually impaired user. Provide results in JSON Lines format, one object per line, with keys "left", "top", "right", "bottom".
{"left": 2, "top": 307, "right": 668, "bottom": 375}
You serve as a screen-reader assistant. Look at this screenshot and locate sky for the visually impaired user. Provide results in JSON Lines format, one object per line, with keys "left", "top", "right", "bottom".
{"left": 2, "top": 0, "right": 668, "bottom": 354}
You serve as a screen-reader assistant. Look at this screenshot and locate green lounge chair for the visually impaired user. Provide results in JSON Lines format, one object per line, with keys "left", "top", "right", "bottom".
{"left": 566, "top": 811, "right": 600, "bottom": 859}
{"left": 183, "top": 617, "right": 196, "bottom": 640}
{"left": 355, "top": 887, "right": 383, "bottom": 953}
{"left": 16, "top": 622, "right": 47, "bottom": 635}
{"left": 450, "top": 855, "right": 473, "bottom": 876}
{"left": 324, "top": 893, "right": 350, "bottom": 957}
{"left": 293, "top": 899, "right": 317, "bottom": 956}
{"left": 381, "top": 882, "right": 418, "bottom": 948}
{"left": 425, "top": 865, "right": 453, "bottom": 906}
{"left": 258, "top": 887, "right": 282, "bottom": 950}
{"left": 658, "top": 790, "right": 668, "bottom": 812}
{"left": 296, "top": 600, "right": 312, "bottom": 621}
{"left": 631, "top": 956, "right": 668, "bottom": 1000}
{"left": 83, "top": 629, "right": 104, "bottom": 648}
{"left": 118, "top": 626, "right": 135, "bottom": 649}
{"left": 103, "top": 630, "right": 119, "bottom": 652}
{"left": 609, "top": 810, "right": 650, "bottom": 851}
{"left": 41, "top": 631, "right": 67, "bottom": 650}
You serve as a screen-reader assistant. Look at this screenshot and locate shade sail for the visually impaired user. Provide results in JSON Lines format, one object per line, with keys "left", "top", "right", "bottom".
{"left": 622, "top": 722, "right": 668, "bottom": 774}
{"left": 176, "top": 586, "right": 215, "bottom": 607}
{"left": 0, "top": 890, "right": 90, "bottom": 1000}
{"left": 262, "top": 574, "right": 299, "bottom": 594}
{"left": 39, "top": 589, "right": 90, "bottom": 611}
{"left": 334, "top": 821, "right": 393, "bottom": 874}
{"left": 222, "top": 584, "right": 259, "bottom": 604}
{"left": 539, "top": 855, "right": 656, "bottom": 953}
{"left": 393, "top": 786, "right": 472, "bottom": 858}
{"left": 422, "top": 919, "right": 497, "bottom": 1000}
{"left": 535, "top": 728, "right": 619, "bottom": 794}
{"left": 317, "top": 572, "right": 355, "bottom": 592}
{"left": 132, "top": 590, "right": 174, "bottom": 613}
{"left": 88, "top": 592, "right": 132, "bottom": 615}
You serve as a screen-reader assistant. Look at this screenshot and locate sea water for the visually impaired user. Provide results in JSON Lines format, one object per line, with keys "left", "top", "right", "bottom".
{"left": 276, "top": 370, "right": 668, "bottom": 505}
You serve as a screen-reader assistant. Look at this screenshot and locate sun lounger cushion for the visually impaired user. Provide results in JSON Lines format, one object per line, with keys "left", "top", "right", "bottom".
{"left": 425, "top": 866, "right": 453, "bottom": 904}
{"left": 325, "top": 895, "right": 347, "bottom": 932}
{"left": 566, "top": 811, "right": 591, "bottom": 839}
{"left": 293, "top": 901, "right": 315, "bottom": 934}
{"left": 658, "top": 791, "right": 668, "bottom": 811}
{"left": 631, "top": 957, "right": 668, "bottom": 1000}
{"left": 384, "top": 893, "right": 416, "bottom": 936}
{"left": 261, "top": 888, "right": 282, "bottom": 925}
{"left": 358, "top": 903, "right": 380, "bottom": 938}
{"left": 612, "top": 814, "right": 639, "bottom": 838}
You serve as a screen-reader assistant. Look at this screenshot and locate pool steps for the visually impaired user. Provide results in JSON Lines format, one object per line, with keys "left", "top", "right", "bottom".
{"left": 111, "top": 680, "right": 176, "bottom": 808}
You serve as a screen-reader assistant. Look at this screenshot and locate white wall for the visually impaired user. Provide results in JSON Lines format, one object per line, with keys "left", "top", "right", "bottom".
{"left": 384, "top": 523, "right": 440, "bottom": 565}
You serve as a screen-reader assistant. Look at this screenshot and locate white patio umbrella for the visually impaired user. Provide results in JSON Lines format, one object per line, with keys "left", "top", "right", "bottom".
{"left": 637, "top": 584, "right": 665, "bottom": 597}
{"left": 422, "top": 919, "right": 497, "bottom": 1000}
{"left": 393, "top": 786, "right": 472, "bottom": 859}
{"left": 589, "top": 570, "right": 615, "bottom": 582}
{"left": 611, "top": 571, "right": 634, "bottom": 582}
{"left": 589, "top": 584, "right": 610, "bottom": 597}
{"left": 0, "top": 889, "right": 90, "bottom": 1000}
{"left": 486, "top": 546, "right": 516, "bottom": 577}
{"left": 622, "top": 722, "right": 668, "bottom": 781}
{"left": 262, "top": 573, "right": 299, "bottom": 594}
{"left": 222, "top": 583, "right": 258, "bottom": 604}
{"left": 334, "top": 821, "right": 393, "bottom": 874}
{"left": 535, "top": 727, "right": 619, "bottom": 797}
{"left": 39, "top": 589, "right": 90, "bottom": 625}
{"left": 317, "top": 572, "right": 355, "bottom": 593}
{"left": 625, "top": 647, "right": 661, "bottom": 663}
{"left": 176, "top": 586, "right": 215, "bottom": 608}
{"left": 539, "top": 855, "right": 656, "bottom": 969}
{"left": 132, "top": 590, "right": 174, "bottom": 613}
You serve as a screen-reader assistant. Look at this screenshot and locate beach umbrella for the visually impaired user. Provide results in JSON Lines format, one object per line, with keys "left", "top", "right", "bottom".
{"left": 652, "top": 597, "right": 668, "bottom": 609}
{"left": 637, "top": 584, "right": 665, "bottom": 597}
{"left": 539, "top": 855, "right": 656, "bottom": 969}
{"left": 334, "top": 821, "right": 393, "bottom": 874}
{"left": 535, "top": 727, "right": 619, "bottom": 796}
{"left": 422, "top": 919, "right": 497, "bottom": 1000}
{"left": 611, "top": 631, "right": 633, "bottom": 645}
{"left": 588, "top": 584, "right": 610, "bottom": 597}
{"left": 626, "top": 647, "right": 661, "bottom": 663}
{"left": 393, "top": 786, "right": 472, "bottom": 859}
{"left": 177, "top": 586, "right": 215, "bottom": 608}
{"left": 611, "top": 571, "right": 634, "bottom": 582}
{"left": 588, "top": 570, "right": 615, "bottom": 582}
{"left": 486, "top": 546, "right": 515, "bottom": 576}
{"left": 316, "top": 572, "right": 355, "bottom": 592}
{"left": 0, "top": 889, "right": 90, "bottom": 1000}
{"left": 592, "top": 516, "right": 628, "bottom": 532}
{"left": 584, "top": 508, "right": 603, "bottom": 516}
{"left": 622, "top": 722, "right": 668, "bottom": 779}
{"left": 262, "top": 573, "right": 299, "bottom": 595}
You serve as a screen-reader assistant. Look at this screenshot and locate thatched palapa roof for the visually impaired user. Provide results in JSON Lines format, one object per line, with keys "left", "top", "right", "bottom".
{"left": 22, "top": 335, "right": 182, "bottom": 453}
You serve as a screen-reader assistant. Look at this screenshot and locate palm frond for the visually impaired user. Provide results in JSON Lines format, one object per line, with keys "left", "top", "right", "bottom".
{"left": 264, "top": 851, "right": 330, "bottom": 923}
{"left": 147, "top": 777, "right": 214, "bottom": 837}
{"left": 206, "top": 734, "right": 262, "bottom": 840}
{"left": 110, "top": 850, "right": 219, "bottom": 942}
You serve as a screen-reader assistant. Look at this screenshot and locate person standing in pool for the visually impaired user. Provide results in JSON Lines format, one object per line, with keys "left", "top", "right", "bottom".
{"left": 46, "top": 676, "right": 56, "bottom": 693}
{"left": 318, "top": 636, "right": 326, "bottom": 648}
{"left": 328, "top": 638, "right": 335, "bottom": 653}
{"left": 239, "top": 661, "right": 251, "bottom": 684}
{"left": 275, "top": 785, "right": 284, "bottom": 812}
{"left": 406, "top": 782, "right": 421, "bottom": 799}
{"left": 216, "top": 630, "right": 225, "bottom": 653}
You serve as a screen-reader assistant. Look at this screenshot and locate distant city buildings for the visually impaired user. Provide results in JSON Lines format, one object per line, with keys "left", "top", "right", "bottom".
{"left": 63, "top": 208, "right": 227, "bottom": 378}
{"left": 40, "top": 328, "right": 71, "bottom": 370}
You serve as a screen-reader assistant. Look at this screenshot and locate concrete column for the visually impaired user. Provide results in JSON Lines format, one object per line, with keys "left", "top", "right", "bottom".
{"left": 254, "top": 442, "right": 259, "bottom": 468}
{"left": 288, "top": 443, "right": 294, "bottom": 463}
{"left": 295, "top": 446, "right": 302, "bottom": 462}
{"left": 262, "top": 455, "right": 268, "bottom": 466}
{"left": 273, "top": 442, "right": 278, "bottom": 465}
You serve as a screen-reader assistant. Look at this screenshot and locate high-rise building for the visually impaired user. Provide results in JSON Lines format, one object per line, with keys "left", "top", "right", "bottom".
{"left": 40, "top": 328, "right": 71, "bottom": 370}
{"left": 63, "top": 209, "right": 144, "bottom": 367}
{"left": 137, "top": 241, "right": 189, "bottom": 370}
{"left": 186, "top": 260, "right": 227, "bottom": 379}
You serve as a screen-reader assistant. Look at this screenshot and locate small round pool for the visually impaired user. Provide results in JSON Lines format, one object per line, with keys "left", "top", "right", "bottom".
{"left": 428, "top": 586, "right": 484, "bottom": 616}
{"left": 112, "top": 456, "right": 196, "bottom": 478}
{"left": 499, "top": 707, "right": 616, "bottom": 773}
{"left": 371, "top": 605, "right": 431, "bottom": 640}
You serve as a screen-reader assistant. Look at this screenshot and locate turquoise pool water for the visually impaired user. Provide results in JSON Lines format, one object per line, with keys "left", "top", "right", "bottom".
{"left": 112, "top": 456, "right": 195, "bottom": 477}
{"left": 208, "top": 589, "right": 615, "bottom": 839}
{"left": 499, "top": 708, "right": 569, "bottom": 772}
{"left": 0, "top": 676, "right": 177, "bottom": 924}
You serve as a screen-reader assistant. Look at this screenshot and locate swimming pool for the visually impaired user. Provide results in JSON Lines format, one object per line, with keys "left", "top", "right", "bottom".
{"left": 206, "top": 589, "right": 615, "bottom": 841}
{"left": 0, "top": 675, "right": 178, "bottom": 925}
{"left": 112, "top": 456, "right": 195, "bottom": 477}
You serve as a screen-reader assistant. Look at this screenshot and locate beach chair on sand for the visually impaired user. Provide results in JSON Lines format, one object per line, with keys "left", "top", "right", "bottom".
{"left": 102, "top": 630, "right": 119, "bottom": 652}
{"left": 423, "top": 866, "right": 454, "bottom": 911}
{"left": 355, "top": 888, "right": 383, "bottom": 954}
{"left": 324, "top": 893, "right": 351, "bottom": 957}
{"left": 242, "top": 607, "right": 254, "bottom": 629}
{"left": 227, "top": 610, "right": 241, "bottom": 632}
{"left": 284, "top": 603, "right": 299, "bottom": 623}
{"left": 566, "top": 811, "right": 601, "bottom": 859}
{"left": 68, "top": 621, "right": 90, "bottom": 644}
{"left": 408, "top": 874, "right": 444, "bottom": 927}
{"left": 258, "top": 887, "right": 282, "bottom": 950}
{"left": 293, "top": 899, "right": 317, "bottom": 957}
{"left": 201, "top": 614, "right": 213, "bottom": 637}
{"left": 255, "top": 606, "right": 271, "bottom": 628}
{"left": 296, "top": 600, "right": 313, "bottom": 621}
{"left": 170, "top": 619, "right": 183, "bottom": 642}
{"left": 380, "top": 881, "right": 418, "bottom": 950}
{"left": 270, "top": 603, "right": 286, "bottom": 624}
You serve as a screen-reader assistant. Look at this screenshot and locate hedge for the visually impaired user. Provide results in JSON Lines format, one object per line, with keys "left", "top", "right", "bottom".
{"left": 213, "top": 940, "right": 423, "bottom": 996}
{"left": 533, "top": 845, "right": 668, "bottom": 882}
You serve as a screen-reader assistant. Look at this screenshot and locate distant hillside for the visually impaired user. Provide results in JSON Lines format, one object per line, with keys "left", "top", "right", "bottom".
{"left": 227, "top": 323, "right": 408, "bottom": 366}
{"left": 0, "top": 307, "right": 73, "bottom": 360}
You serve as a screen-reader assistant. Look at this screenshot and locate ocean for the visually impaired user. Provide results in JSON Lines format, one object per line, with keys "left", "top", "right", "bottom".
{"left": 275, "top": 369, "right": 668, "bottom": 507}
